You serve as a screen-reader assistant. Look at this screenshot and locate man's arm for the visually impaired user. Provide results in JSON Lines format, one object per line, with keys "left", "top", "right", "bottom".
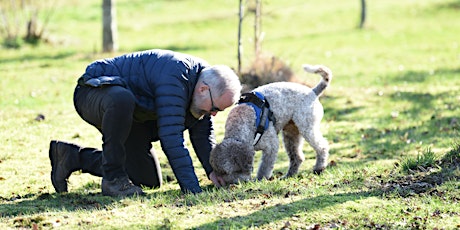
{"left": 153, "top": 65, "right": 203, "bottom": 194}
{"left": 188, "top": 116, "right": 215, "bottom": 177}
{"left": 188, "top": 117, "right": 227, "bottom": 188}
{"left": 156, "top": 89, "right": 203, "bottom": 194}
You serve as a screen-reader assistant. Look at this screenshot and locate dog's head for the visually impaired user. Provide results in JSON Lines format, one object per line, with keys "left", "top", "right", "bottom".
{"left": 210, "top": 139, "right": 255, "bottom": 184}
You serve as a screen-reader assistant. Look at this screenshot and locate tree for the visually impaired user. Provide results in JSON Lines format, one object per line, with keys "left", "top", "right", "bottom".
{"left": 237, "top": 0, "right": 263, "bottom": 75}
{"left": 102, "top": 0, "right": 118, "bottom": 52}
{"left": 254, "top": 0, "right": 262, "bottom": 57}
{"left": 359, "top": 0, "right": 367, "bottom": 29}
{"left": 237, "top": 0, "right": 244, "bottom": 74}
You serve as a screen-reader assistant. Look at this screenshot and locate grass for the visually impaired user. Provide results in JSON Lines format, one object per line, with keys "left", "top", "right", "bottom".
{"left": 400, "top": 148, "right": 438, "bottom": 172}
{"left": 1, "top": 0, "right": 460, "bottom": 229}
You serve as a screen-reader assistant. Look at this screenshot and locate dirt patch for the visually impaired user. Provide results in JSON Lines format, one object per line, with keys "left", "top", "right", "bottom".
{"left": 378, "top": 147, "right": 460, "bottom": 197}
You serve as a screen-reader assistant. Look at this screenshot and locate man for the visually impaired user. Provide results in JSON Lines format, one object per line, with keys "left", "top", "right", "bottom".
{"left": 49, "top": 49, "right": 242, "bottom": 196}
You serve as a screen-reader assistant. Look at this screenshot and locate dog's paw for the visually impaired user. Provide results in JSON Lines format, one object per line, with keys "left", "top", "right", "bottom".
{"left": 313, "top": 168, "right": 325, "bottom": 175}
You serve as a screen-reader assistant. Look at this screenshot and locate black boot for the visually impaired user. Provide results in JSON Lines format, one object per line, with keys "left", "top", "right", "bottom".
{"left": 101, "top": 175, "right": 145, "bottom": 197}
{"left": 49, "top": 140, "right": 81, "bottom": 193}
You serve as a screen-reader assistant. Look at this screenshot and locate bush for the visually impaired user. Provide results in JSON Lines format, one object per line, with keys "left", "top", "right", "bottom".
{"left": 0, "top": 0, "right": 54, "bottom": 48}
{"left": 2, "top": 36, "right": 23, "bottom": 49}
{"left": 240, "top": 54, "right": 294, "bottom": 92}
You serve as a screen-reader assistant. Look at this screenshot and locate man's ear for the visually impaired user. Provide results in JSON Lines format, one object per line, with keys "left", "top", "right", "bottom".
{"left": 198, "top": 81, "right": 209, "bottom": 93}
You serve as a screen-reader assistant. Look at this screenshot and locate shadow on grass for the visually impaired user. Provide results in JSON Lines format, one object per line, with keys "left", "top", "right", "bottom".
{"left": 191, "top": 189, "right": 379, "bottom": 229}
{"left": 134, "top": 45, "right": 207, "bottom": 53}
{"left": 323, "top": 100, "right": 363, "bottom": 123}
{"left": 388, "top": 68, "right": 460, "bottom": 83}
{"left": 195, "top": 144, "right": 460, "bottom": 229}
{"left": 357, "top": 118, "right": 457, "bottom": 162}
{"left": 357, "top": 89, "right": 458, "bottom": 160}
{"left": 0, "top": 192, "right": 117, "bottom": 218}
{"left": 322, "top": 67, "right": 459, "bottom": 161}
{"left": 0, "top": 51, "right": 76, "bottom": 65}
{"left": 0, "top": 187, "right": 186, "bottom": 220}
{"left": 435, "top": 1, "right": 460, "bottom": 10}
{"left": 377, "top": 145, "right": 460, "bottom": 197}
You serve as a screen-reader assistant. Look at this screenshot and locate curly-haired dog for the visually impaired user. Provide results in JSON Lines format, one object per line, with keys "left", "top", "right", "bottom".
{"left": 210, "top": 64, "right": 332, "bottom": 184}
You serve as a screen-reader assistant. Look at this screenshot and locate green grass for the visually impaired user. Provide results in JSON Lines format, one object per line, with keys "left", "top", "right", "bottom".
{"left": 400, "top": 147, "right": 438, "bottom": 172}
{"left": 1, "top": 0, "right": 460, "bottom": 229}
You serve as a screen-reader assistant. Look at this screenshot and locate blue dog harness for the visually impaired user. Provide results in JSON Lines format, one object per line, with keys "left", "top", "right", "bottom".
{"left": 238, "top": 91, "right": 276, "bottom": 145}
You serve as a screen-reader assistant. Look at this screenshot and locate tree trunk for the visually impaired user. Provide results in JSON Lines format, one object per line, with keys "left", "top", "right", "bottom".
{"left": 237, "top": 0, "right": 244, "bottom": 75}
{"left": 102, "top": 0, "right": 118, "bottom": 52}
{"left": 254, "top": 0, "right": 261, "bottom": 57}
{"left": 359, "top": 0, "right": 367, "bottom": 29}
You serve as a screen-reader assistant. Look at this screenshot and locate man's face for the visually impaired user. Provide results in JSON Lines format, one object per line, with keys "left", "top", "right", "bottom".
{"left": 190, "top": 92, "right": 208, "bottom": 120}
{"left": 190, "top": 83, "right": 235, "bottom": 119}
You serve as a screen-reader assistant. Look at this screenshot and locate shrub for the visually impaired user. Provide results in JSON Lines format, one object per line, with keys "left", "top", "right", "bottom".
{"left": 2, "top": 36, "right": 23, "bottom": 49}
{"left": 0, "top": 0, "right": 55, "bottom": 48}
{"left": 240, "top": 54, "right": 294, "bottom": 92}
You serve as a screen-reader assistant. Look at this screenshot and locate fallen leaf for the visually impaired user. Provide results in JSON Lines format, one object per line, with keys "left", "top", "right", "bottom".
{"left": 34, "top": 114, "right": 45, "bottom": 121}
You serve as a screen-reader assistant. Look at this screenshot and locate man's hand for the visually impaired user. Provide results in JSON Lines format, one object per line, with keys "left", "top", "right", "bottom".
{"left": 209, "top": 171, "right": 226, "bottom": 188}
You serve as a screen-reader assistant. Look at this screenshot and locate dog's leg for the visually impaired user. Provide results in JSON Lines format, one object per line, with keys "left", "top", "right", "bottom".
{"left": 282, "top": 121, "right": 305, "bottom": 178}
{"left": 302, "top": 126, "right": 329, "bottom": 174}
{"left": 256, "top": 131, "right": 279, "bottom": 180}
{"left": 257, "top": 149, "right": 278, "bottom": 180}
{"left": 292, "top": 99, "right": 329, "bottom": 174}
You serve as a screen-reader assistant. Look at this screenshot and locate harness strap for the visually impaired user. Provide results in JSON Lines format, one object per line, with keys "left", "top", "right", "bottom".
{"left": 238, "top": 92, "right": 276, "bottom": 145}
{"left": 254, "top": 106, "right": 269, "bottom": 145}
{"left": 238, "top": 92, "right": 265, "bottom": 107}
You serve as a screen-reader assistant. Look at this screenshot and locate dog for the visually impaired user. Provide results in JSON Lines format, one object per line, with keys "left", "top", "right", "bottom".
{"left": 210, "top": 64, "right": 332, "bottom": 184}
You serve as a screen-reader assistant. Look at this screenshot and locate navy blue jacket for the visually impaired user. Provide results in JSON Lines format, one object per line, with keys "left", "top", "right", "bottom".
{"left": 81, "top": 49, "right": 215, "bottom": 193}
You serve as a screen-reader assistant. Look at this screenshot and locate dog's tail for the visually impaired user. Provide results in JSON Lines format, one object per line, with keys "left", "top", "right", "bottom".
{"left": 302, "top": 64, "right": 333, "bottom": 96}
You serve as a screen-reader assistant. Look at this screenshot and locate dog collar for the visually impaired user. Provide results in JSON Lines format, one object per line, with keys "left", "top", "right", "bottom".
{"left": 238, "top": 91, "right": 276, "bottom": 145}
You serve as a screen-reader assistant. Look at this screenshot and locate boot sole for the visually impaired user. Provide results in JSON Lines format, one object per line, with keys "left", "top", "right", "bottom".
{"left": 101, "top": 190, "right": 145, "bottom": 197}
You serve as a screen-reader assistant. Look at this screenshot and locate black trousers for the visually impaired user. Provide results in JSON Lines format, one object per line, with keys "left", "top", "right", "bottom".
{"left": 73, "top": 85, "right": 162, "bottom": 188}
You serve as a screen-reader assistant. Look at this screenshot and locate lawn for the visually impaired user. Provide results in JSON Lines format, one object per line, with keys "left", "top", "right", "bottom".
{"left": 0, "top": 0, "right": 459, "bottom": 229}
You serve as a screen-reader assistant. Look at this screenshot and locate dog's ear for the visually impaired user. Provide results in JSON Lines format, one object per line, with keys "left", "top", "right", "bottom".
{"left": 233, "top": 143, "right": 255, "bottom": 173}
{"left": 210, "top": 141, "right": 235, "bottom": 175}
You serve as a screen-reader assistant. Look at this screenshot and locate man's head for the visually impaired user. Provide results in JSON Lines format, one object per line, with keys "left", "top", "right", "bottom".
{"left": 191, "top": 65, "right": 242, "bottom": 119}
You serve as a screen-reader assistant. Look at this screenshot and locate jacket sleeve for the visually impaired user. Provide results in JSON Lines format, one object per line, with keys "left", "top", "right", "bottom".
{"left": 85, "top": 58, "right": 120, "bottom": 77}
{"left": 154, "top": 66, "right": 203, "bottom": 194}
{"left": 81, "top": 59, "right": 126, "bottom": 87}
{"left": 188, "top": 116, "right": 216, "bottom": 178}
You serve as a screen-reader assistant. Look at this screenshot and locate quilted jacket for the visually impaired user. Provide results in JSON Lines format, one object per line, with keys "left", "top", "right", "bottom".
{"left": 80, "top": 49, "right": 215, "bottom": 193}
